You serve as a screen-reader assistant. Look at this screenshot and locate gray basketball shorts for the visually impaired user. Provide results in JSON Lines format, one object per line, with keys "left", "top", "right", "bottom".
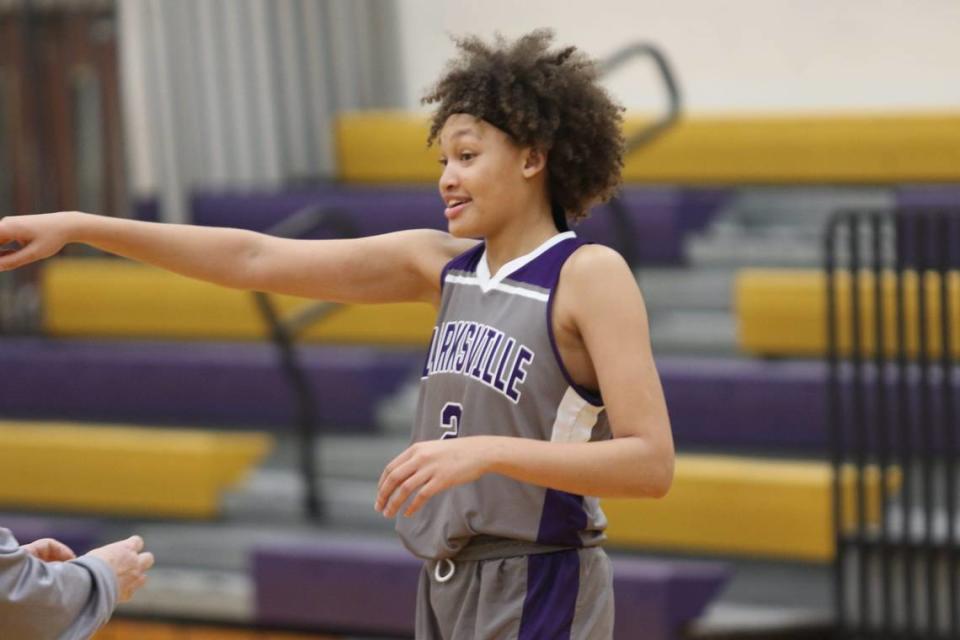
{"left": 415, "top": 544, "right": 614, "bottom": 639}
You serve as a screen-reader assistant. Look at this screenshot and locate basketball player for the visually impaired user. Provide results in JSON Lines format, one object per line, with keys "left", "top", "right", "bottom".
{"left": 0, "top": 30, "right": 673, "bottom": 639}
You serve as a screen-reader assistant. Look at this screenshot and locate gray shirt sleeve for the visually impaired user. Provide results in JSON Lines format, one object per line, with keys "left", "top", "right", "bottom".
{"left": 0, "top": 528, "right": 119, "bottom": 640}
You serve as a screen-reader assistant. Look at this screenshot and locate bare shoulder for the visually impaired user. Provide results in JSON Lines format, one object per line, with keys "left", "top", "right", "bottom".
{"left": 561, "top": 243, "right": 637, "bottom": 294}
{"left": 403, "top": 229, "right": 480, "bottom": 305}
{"left": 403, "top": 229, "right": 479, "bottom": 271}
{"left": 557, "top": 242, "right": 647, "bottom": 327}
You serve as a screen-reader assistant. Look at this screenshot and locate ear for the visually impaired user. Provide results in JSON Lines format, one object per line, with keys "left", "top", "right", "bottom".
{"left": 521, "top": 147, "right": 547, "bottom": 179}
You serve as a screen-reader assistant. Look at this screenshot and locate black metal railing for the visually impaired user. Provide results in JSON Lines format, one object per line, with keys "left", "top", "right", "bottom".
{"left": 826, "top": 207, "right": 959, "bottom": 639}
{"left": 598, "top": 42, "right": 682, "bottom": 267}
{"left": 252, "top": 204, "right": 360, "bottom": 520}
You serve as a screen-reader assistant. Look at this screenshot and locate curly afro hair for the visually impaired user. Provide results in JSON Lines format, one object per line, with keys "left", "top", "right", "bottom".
{"left": 422, "top": 29, "right": 625, "bottom": 227}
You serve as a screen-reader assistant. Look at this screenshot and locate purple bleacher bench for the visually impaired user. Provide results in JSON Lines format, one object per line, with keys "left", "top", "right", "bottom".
{"left": 0, "top": 338, "right": 417, "bottom": 432}
{"left": 252, "top": 536, "right": 730, "bottom": 640}
{"left": 11, "top": 339, "right": 946, "bottom": 454}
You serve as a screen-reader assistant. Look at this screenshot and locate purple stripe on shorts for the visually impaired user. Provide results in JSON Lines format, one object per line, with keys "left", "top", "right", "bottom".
{"left": 537, "top": 489, "right": 588, "bottom": 547}
{"left": 518, "top": 550, "right": 580, "bottom": 640}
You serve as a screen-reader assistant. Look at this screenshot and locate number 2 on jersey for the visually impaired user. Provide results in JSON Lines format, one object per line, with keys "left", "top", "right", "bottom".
{"left": 439, "top": 402, "right": 463, "bottom": 440}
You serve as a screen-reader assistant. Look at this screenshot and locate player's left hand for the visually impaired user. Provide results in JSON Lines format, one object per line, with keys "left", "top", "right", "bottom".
{"left": 21, "top": 538, "right": 78, "bottom": 562}
{"left": 376, "top": 436, "right": 497, "bottom": 518}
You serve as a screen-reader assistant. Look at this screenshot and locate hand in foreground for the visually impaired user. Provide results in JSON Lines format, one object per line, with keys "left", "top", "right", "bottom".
{"left": 86, "top": 535, "right": 155, "bottom": 602}
{"left": 21, "top": 538, "right": 77, "bottom": 562}
{"left": 0, "top": 212, "right": 76, "bottom": 272}
{"left": 376, "top": 436, "right": 496, "bottom": 518}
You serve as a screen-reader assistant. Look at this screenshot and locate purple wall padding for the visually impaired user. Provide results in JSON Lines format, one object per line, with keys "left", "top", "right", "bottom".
{"left": 135, "top": 186, "right": 731, "bottom": 266}
{"left": 1, "top": 514, "right": 102, "bottom": 555}
{"left": 0, "top": 338, "right": 420, "bottom": 431}
{"left": 252, "top": 536, "right": 729, "bottom": 640}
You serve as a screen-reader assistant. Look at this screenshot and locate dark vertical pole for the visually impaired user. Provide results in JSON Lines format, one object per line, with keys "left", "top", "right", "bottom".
{"left": 826, "top": 212, "right": 847, "bottom": 637}
{"left": 915, "top": 213, "right": 937, "bottom": 636}
{"left": 937, "top": 211, "right": 957, "bottom": 639}
{"left": 872, "top": 212, "right": 893, "bottom": 636}
{"left": 848, "top": 214, "right": 870, "bottom": 634}
{"left": 253, "top": 292, "right": 322, "bottom": 520}
{"left": 895, "top": 211, "right": 917, "bottom": 637}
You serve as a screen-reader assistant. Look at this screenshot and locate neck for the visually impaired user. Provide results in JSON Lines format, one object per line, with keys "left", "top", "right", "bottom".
{"left": 484, "top": 198, "right": 561, "bottom": 275}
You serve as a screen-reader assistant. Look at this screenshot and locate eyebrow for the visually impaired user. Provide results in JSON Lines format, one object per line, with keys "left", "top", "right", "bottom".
{"left": 441, "top": 128, "right": 481, "bottom": 146}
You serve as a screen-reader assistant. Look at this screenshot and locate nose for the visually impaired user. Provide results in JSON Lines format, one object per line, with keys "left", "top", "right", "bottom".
{"left": 439, "top": 162, "right": 459, "bottom": 195}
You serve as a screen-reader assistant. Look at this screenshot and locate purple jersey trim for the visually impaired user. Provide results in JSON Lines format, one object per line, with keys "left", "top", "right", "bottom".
{"left": 507, "top": 237, "right": 581, "bottom": 289}
{"left": 518, "top": 550, "right": 580, "bottom": 640}
{"left": 542, "top": 241, "right": 604, "bottom": 407}
{"left": 439, "top": 242, "right": 485, "bottom": 291}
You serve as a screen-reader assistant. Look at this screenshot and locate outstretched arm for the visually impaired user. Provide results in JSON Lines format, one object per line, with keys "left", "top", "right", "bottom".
{"left": 0, "top": 212, "right": 475, "bottom": 306}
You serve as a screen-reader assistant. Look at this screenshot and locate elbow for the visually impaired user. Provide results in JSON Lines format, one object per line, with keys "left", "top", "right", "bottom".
{"left": 644, "top": 454, "right": 674, "bottom": 499}
{"left": 628, "top": 440, "right": 674, "bottom": 499}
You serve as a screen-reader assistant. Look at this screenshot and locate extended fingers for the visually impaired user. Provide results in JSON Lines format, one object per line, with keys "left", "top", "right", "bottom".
{"left": 0, "top": 244, "right": 31, "bottom": 271}
{"left": 381, "top": 469, "right": 430, "bottom": 518}
{"left": 404, "top": 481, "right": 441, "bottom": 517}
{"left": 378, "top": 446, "right": 416, "bottom": 492}
{"left": 376, "top": 459, "right": 419, "bottom": 514}
{"left": 124, "top": 535, "right": 145, "bottom": 552}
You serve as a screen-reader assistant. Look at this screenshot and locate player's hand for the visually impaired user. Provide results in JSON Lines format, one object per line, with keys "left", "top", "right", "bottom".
{"left": 0, "top": 211, "right": 78, "bottom": 272}
{"left": 376, "top": 436, "right": 497, "bottom": 518}
{"left": 21, "top": 538, "right": 77, "bottom": 562}
{"left": 86, "top": 535, "right": 155, "bottom": 602}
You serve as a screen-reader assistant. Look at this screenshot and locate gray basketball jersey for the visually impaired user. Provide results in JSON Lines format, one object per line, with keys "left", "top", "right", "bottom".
{"left": 396, "top": 231, "right": 612, "bottom": 560}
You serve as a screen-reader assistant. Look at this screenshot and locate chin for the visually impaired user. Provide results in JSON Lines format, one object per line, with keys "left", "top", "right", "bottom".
{"left": 447, "top": 216, "right": 484, "bottom": 239}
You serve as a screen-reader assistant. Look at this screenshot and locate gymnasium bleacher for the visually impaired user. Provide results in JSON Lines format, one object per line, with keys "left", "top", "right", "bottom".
{"left": 2, "top": 106, "right": 957, "bottom": 639}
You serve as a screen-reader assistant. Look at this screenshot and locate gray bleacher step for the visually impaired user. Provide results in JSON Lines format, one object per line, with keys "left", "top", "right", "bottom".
{"left": 132, "top": 520, "right": 398, "bottom": 572}
{"left": 688, "top": 603, "right": 832, "bottom": 639}
{"left": 684, "top": 554, "right": 832, "bottom": 638}
{"left": 222, "top": 472, "right": 394, "bottom": 531}
{"left": 317, "top": 434, "right": 409, "bottom": 478}
{"left": 117, "top": 567, "right": 252, "bottom": 622}
{"left": 635, "top": 268, "right": 735, "bottom": 311}
{"left": 263, "top": 433, "right": 410, "bottom": 478}
{"left": 686, "top": 234, "right": 822, "bottom": 267}
{"left": 648, "top": 310, "right": 738, "bottom": 354}
{"left": 712, "top": 187, "right": 893, "bottom": 227}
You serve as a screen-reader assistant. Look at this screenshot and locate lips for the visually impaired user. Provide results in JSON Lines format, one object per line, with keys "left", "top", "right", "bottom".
{"left": 444, "top": 198, "right": 472, "bottom": 220}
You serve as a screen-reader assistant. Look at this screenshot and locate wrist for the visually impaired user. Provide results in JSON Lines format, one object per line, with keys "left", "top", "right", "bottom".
{"left": 61, "top": 210, "right": 91, "bottom": 245}
{"left": 481, "top": 435, "right": 511, "bottom": 475}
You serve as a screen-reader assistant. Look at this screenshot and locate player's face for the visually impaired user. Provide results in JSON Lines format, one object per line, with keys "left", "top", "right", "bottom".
{"left": 437, "top": 114, "right": 529, "bottom": 238}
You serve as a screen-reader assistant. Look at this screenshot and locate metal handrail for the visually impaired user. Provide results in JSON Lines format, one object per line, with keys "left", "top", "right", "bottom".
{"left": 597, "top": 42, "right": 682, "bottom": 267}
{"left": 598, "top": 42, "right": 682, "bottom": 153}
{"left": 252, "top": 204, "right": 360, "bottom": 520}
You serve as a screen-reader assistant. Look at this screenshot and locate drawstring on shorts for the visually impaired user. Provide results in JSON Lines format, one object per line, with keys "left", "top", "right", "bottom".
{"left": 434, "top": 558, "right": 456, "bottom": 583}
{"left": 429, "top": 535, "right": 580, "bottom": 584}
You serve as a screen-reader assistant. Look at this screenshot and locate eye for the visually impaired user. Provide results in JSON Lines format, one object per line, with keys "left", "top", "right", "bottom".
{"left": 459, "top": 151, "right": 475, "bottom": 162}
{"left": 438, "top": 157, "right": 448, "bottom": 167}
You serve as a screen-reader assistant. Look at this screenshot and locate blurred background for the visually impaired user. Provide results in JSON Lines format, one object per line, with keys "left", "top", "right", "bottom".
{"left": 1, "top": 1, "right": 959, "bottom": 638}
